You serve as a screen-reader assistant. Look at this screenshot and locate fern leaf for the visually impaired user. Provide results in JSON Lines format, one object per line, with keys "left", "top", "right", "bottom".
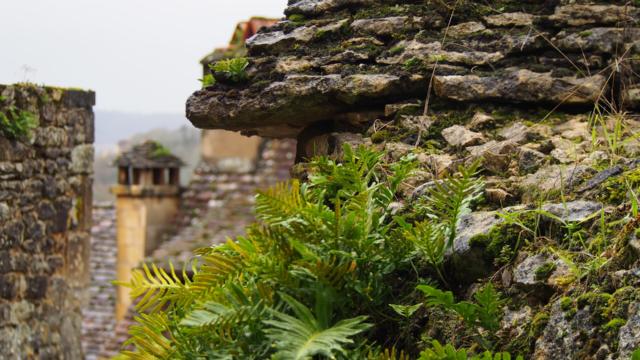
{"left": 120, "top": 313, "right": 174, "bottom": 359}
{"left": 256, "top": 180, "right": 304, "bottom": 227}
{"left": 265, "top": 293, "right": 371, "bottom": 360}
{"left": 118, "top": 262, "right": 194, "bottom": 313}
{"left": 423, "top": 161, "right": 484, "bottom": 246}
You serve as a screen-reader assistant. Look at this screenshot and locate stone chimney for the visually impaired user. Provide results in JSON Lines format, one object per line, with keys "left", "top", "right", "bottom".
{"left": 110, "top": 140, "right": 184, "bottom": 320}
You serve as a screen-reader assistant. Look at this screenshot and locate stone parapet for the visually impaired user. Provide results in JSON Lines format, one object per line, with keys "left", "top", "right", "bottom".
{"left": 0, "top": 83, "right": 95, "bottom": 359}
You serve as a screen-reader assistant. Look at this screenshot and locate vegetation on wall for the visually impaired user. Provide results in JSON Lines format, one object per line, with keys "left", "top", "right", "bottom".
{"left": 0, "top": 103, "right": 38, "bottom": 141}
{"left": 116, "top": 145, "right": 527, "bottom": 359}
{"left": 209, "top": 57, "right": 250, "bottom": 85}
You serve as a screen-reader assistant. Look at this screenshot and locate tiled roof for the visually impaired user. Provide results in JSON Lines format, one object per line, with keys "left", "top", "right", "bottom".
{"left": 114, "top": 140, "right": 185, "bottom": 168}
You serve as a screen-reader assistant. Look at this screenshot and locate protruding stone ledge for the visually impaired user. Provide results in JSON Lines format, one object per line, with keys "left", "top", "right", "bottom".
{"left": 186, "top": 73, "right": 425, "bottom": 138}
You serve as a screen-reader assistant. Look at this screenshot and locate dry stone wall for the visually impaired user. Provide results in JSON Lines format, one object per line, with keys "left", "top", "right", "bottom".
{"left": 0, "top": 84, "right": 95, "bottom": 359}
{"left": 185, "top": 1, "right": 640, "bottom": 358}
{"left": 187, "top": 0, "right": 639, "bottom": 138}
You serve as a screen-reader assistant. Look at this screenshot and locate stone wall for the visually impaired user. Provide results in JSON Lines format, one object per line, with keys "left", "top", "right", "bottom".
{"left": 184, "top": 1, "right": 640, "bottom": 358}
{"left": 187, "top": 1, "right": 639, "bottom": 139}
{"left": 0, "top": 84, "right": 95, "bottom": 359}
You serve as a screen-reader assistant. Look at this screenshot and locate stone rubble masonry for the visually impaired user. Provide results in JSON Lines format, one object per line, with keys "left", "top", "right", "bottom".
{"left": 0, "top": 84, "right": 95, "bottom": 359}
{"left": 186, "top": 1, "right": 640, "bottom": 137}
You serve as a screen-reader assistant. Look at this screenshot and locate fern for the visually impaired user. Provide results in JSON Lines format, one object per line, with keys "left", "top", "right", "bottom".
{"left": 120, "top": 313, "right": 174, "bottom": 360}
{"left": 115, "top": 145, "right": 490, "bottom": 359}
{"left": 0, "top": 106, "right": 38, "bottom": 141}
{"left": 264, "top": 293, "right": 372, "bottom": 360}
{"left": 417, "top": 284, "right": 506, "bottom": 349}
{"left": 422, "top": 161, "right": 484, "bottom": 247}
{"left": 402, "top": 220, "right": 447, "bottom": 282}
{"left": 117, "top": 262, "right": 196, "bottom": 313}
{"left": 368, "top": 347, "right": 411, "bottom": 360}
{"left": 256, "top": 180, "right": 305, "bottom": 229}
{"left": 209, "top": 57, "right": 249, "bottom": 83}
{"left": 199, "top": 73, "right": 216, "bottom": 88}
{"left": 419, "top": 341, "right": 468, "bottom": 360}
{"left": 472, "top": 284, "right": 506, "bottom": 333}
{"left": 419, "top": 341, "right": 523, "bottom": 360}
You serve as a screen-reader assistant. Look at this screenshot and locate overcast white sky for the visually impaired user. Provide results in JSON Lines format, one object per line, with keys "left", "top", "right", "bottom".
{"left": 0, "top": 0, "right": 286, "bottom": 113}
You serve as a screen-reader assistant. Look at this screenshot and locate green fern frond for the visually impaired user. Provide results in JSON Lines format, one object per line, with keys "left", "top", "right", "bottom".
{"left": 265, "top": 293, "right": 372, "bottom": 360}
{"left": 419, "top": 340, "right": 523, "bottom": 360}
{"left": 256, "top": 180, "right": 305, "bottom": 228}
{"left": 291, "top": 257, "right": 357, "bottom": 289}
{"left": 120, "top": 313, "right": 174, "bottom": 360}
{"left": 118, "top": 262, "right": 195, "bottom": 313}
{"left": 181, "top": 284, "right": 268, "bottom": 340}
{"left": 418, "top": 283, "right": 506, "bottom": 348}
{"left": 472, "top": 284, "right": 507, "bottom": 332}
{"left": 368, "top": 347, "right": 411, "bottom": 360}
{"left": 423, "top": 161, "right": 484, "bottom": 246}
{"left": 193, "top": 251, "right": 243, "bottom": 288}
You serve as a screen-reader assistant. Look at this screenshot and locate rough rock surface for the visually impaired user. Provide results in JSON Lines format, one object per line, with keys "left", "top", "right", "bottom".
{"left": 183, "top": 0, "right": 640, "bottom": 358}
{"left": 0, "top": 84, "right": 95, "bottom": 359}
{"left": 187, "top": 1, "right": 640, "bottom": 137}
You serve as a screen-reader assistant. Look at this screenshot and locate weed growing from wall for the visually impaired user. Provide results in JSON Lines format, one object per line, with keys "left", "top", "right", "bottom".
{"left": 0, "top": 105, "right": 38, "bottom": 141}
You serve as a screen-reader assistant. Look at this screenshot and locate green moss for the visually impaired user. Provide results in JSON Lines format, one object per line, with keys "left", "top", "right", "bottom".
{"left": 370, "top": 130, "right": 391, "bottom": 144}
{"left": 604, "top": 286, "right": 637, "bottom": 319}
{"left": 599, "top": 168, "right": 640, "bottom": 204}
{"left": 530, "top": 312, "right": 549, "bottom": 338}
{"left": 151, "top": 142, "right": 172, "bottom": 158}
{"left": 577, "top": 292, "right": 612, "bottom": 309}
{"left": 469, "top": 213, "right": 536, "bottom": 264}
{"left": 353, "top": 4, "right": 419, "bottom": 19}
{"left": 577, "top": 292, "right": 613, "bottom": 324}
{"left": 579, "top": 30, "right": 593, "bottom": 37}
{"left": 394, "top": 103, "right": 423, "bottom": 118}
{"left": 314, "top": 29, "right": 330, "bottom": 41}
{"left": 559, "top": 296, "right": 578, "bottom": 320}
{"left": 534, "top": 262, "right": 557, "bottom": 281}
{"left": 389, "top": 45, "right": 405, "bottom": 55}
{"left": 428, "top": 54, "right": 448, "bottom": 63}
{"left": 288, "top": 14, "right": 307, "bottom": 24}
{"left": 403, "top": 57, "right": 424, "bottom": 71}
{"left": 602, "top": 318, "right": 626, "bottom": 332}
{"left": 560, "top": 297, "right": 573, "bottom": 311}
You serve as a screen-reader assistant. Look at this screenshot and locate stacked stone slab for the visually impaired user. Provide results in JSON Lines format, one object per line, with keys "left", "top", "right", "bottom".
{"left": 187, "top": 1, "right": 639, "bottom": 138}
{"left": 0, "top": 84, "right": 94, "bottom": 359}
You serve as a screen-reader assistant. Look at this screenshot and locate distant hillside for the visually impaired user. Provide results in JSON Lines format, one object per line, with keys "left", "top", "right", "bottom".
{"left": 94, "top": 110, "right": 191, "bottom": 147}
{"left": 93, "top": 123, "right": 200, "bottom": 202}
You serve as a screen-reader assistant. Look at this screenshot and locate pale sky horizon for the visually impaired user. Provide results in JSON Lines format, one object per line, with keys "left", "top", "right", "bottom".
{"left": 0, "top": 0, "right": 286, "bottom": 114}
